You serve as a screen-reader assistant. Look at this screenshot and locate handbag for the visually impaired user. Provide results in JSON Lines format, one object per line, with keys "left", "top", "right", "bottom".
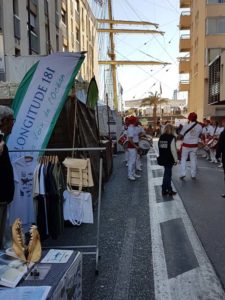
{"left": 63, "top": 190, "right": 94, "bottom": 225}
{"left": 63, "top": 158, "right": 94, "bottom": 195}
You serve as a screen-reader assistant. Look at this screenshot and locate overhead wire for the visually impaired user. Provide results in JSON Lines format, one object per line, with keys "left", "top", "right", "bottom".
{"left": 114, "top": 48, "right": 176, "bottom": 96}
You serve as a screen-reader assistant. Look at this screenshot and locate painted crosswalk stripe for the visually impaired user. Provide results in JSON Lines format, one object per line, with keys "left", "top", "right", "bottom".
{"left": 147, "top": 152, "right": 225, "bottom": 300}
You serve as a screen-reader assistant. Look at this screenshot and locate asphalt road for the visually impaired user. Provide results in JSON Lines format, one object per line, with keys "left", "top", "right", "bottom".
{"left": 173, "top": 155, "right": 225, "bottom": 290}
{"left": 43, "top": 149, "right": 225, "bottom": 299}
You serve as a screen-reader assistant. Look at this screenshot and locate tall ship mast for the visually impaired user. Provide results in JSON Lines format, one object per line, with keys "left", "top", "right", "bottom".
{"left": 90, "top": 0, "right": 170, "bottom": 110}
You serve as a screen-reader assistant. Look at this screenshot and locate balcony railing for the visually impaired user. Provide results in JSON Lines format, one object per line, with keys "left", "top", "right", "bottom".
{"left": 180, "top": 0, "right": 191, "bottom": 8}
{"left": 179, "top": 57, "right": 190, "bottom": 73}
{"left": 179, "top": 34, "right": 191, "bottom": 52}
{"left": 179, "top": 80, "right": 190, "bottom": 91}
{"left": 179, "top": 11, "right": 191, "bottom": 30}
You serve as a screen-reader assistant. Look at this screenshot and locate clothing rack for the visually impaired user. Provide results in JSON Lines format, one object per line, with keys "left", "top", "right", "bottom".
{"left": 9, "top": 147, "right": 105, "bottom": 274}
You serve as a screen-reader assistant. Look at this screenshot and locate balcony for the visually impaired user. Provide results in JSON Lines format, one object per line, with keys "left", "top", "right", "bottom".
{"left": 179, "top": 57, "right": 190, "bottom": 73}
{"left": 180, "top": 0, "right": 191, "bottom": 8}
{"left": 179, "top": 11, "right": 191, "bottom": 30}
{"left": 179, "top": 80, "right": 190, "bottom": 91}
{"left": 179, "top": 34, "right": 191, "bottom": 52}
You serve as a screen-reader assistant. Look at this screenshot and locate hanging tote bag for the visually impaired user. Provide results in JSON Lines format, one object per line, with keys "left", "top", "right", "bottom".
{"left": 63, "top": 190, "right": 94, "bottom": 225}
{"left": 63, "top": 158, "right": 94, "bottom": 195}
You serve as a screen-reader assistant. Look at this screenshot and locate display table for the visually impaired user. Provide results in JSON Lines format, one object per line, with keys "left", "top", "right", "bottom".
{"left": 20, "top": 250, "right": 82, "bottom": 300}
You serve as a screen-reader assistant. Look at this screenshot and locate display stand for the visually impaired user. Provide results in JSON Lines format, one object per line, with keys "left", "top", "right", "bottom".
{"left": 9, "top": 147, "right": 105, "bottom": 274}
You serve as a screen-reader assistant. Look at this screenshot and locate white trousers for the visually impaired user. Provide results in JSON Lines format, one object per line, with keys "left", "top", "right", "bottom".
{"left": 209, "top": 148, "right": 216, "bottom": 161}
{"left": 125, "top": 150, "right": 129, "bottom": 162}
{"left": 136, "top": 153, "right": 141, "bottom": 170}
{"left": 128, "top": 148, "right": 137, "bottom": 177}
{"left": 180, "top": 147, "right": 198, "bottom": 177}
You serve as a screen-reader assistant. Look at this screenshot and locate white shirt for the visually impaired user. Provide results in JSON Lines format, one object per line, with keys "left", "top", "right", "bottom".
{"left": 209, "top": 125, "right": 221, "bottom": 137}
{"left": 9, "top": 156, "right": 37, "bottom": 231}
{"left": 202, "top": 124, "right": 213, "bottom": 136}
{"left": 180, "top": 122, "right": 202, "bottom": 144}
{"left": 63, "top": 190, "right": 93, "bottom": 224}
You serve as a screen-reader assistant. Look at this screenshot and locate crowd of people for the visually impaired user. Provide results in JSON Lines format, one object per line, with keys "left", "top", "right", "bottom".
{"left": 119, "top": 112, "right": 225, "bottom": 198}
{"left": 158, "top": 112, "right": 225, "bottom": 197}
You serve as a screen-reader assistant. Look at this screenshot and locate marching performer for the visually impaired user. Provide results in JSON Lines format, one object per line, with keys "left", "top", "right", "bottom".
{"left": 127, "top": 116, "right": 140, "bottom": 181}
{"left": 178, "top": 112, "right": 202, "bottom": 180}
{"left": 134, "top": 120, "right": 146, "bottom": 171}
{"left": 216, "top": 119, "right": 225, "bottom": 197}
{"left": 201, "top": 119, "right": 212, "bottom": 160}
{"left": 208, "top": 120, "right": 220, "bottom": 163}
{"left": 123, "top": 117, "right": 129, "bottom": 166}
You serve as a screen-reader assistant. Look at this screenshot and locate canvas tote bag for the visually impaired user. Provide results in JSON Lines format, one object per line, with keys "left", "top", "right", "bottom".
{"left": 63, "top": 158, "right": 94, "bottom": 195}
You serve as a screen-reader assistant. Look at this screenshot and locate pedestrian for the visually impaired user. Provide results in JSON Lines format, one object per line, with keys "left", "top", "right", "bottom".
{"left": 0, "top": 106, "right": 15, "bottom": 249}
{"left": 216, "top": 119, "right": 225, "bottom": 197}
{"left": 127, "top": 116, "right": 140, "bottom": 181}
{"left": 178, "top": 112, "right": 202, "bottom": 180}
{"left": 157, "top": 124, "right": 178, "bottom": 196}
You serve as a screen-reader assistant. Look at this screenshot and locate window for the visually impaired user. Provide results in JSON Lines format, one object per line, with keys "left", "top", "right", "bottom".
{"left": 81, "top": 8, "right": 84, "bottom": 30}
{"left": 76, "top": 27, "right": 80, "bottom": 42}
{"left": 75, "top": 0, "right": 79, "bottom": 13}
{"left": 207, "top": 0, "right": 225, "bottom": 3}
{"left": 207, "top": 48, "right": 225, "bottom": 63}
{"left": 55, "top": 0, "right": 58, "bottom": 11}
{"left": 61, "top": 9, "right": 67, "bottom": 24}
{"left": 56, "top": 34, "right": 59, "bottom": 51}
{"left": 206, "top": 17, "right": 225, "bottom": 34}
{"left": 15, "top": 48, "right": 20, "bottom": 57}
{"left": 13, "top": 0, "right": 19, "bottom": 16}
{"left": 71, "top": 18, "right": 74, "bottom": 32}
{"left": 30, "top": 12, "right": 36, "bottom": 30}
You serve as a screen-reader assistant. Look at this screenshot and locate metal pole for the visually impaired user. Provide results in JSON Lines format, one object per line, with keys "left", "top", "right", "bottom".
{"left": 9, "top": 147, "right": 106, "bottom": 153}
{"left": 108, "top": 0, "right": 118, "bottom": 110}
{"left": 95, "top": 156, "right": 103, "bottom": 274}
{"left": 106, "top": 93, "right": 111, "bottom": 140}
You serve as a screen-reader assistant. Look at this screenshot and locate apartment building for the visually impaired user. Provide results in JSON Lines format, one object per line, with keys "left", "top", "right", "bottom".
{"left": 0, "top": 0, "right": 98, "bottom": 83}
{"left": 179, "top": 0, "right": 225, "bottom": 120}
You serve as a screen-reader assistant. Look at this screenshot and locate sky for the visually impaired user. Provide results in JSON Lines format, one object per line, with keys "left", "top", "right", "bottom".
{"left": 111, "top": 0, "right": 183, "bottom": 101}
{"left": 89, "top": 0, "right": 186, "bottom": 103}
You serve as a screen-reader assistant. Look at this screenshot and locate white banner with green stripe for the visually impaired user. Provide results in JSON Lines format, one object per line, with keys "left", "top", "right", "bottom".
{"left": 7, "top": 52, "right": 85, "bottom": 159}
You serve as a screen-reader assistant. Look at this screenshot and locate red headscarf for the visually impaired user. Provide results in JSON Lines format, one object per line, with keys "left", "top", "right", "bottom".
{"left": 128, "top": 116, "right": 137, "bottom": 125}
{"left": 188, "top": 112, "right": 197, "bottom": 122}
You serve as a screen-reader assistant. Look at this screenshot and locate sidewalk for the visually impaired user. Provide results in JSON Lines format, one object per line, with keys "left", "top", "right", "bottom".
{"left": 43, "top": 153, "right": 155, "bottom": 300}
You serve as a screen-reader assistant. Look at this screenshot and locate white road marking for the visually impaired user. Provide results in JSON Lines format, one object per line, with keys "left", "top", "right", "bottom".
{"left": 147, "top": 152, "right": 225, "bottom": 300}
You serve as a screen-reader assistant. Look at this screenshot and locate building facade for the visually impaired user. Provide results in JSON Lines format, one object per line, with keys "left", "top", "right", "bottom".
{"left": 0, "top": 0, "right": 99, "bottom": 83}
{"left": 179, "top": 0, "right": 225, "bottom": 120}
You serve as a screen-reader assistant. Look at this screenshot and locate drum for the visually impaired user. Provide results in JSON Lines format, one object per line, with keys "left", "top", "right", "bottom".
{"left": 118, "top": 133, "right": 128, "bottom": 147}
{"left": 207, "top": 138, "right": 218, "bottom": 149}
{"left": 138, "top": 138, "right": 151, "bottom": 150}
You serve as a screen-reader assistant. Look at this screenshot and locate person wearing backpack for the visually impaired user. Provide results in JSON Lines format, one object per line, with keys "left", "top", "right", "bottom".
{"left": 158, "top": 124, "right": 178, "bottom": 196}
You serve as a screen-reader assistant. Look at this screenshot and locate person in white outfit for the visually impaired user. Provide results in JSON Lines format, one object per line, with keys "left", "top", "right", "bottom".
{"left": 178, "top": 112, "right": 202, "bottom": 179}
{"left": 134, "top": 121, "right": 146, "bottom": 171}
{"left": 201, "top": 119, "right": 212, "bottom": 160}
{"left": 208, "top": 120, "right": 220, "bottom": 163}
{"left": 127, "top": 116, "right": 140, "bottom": 181}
